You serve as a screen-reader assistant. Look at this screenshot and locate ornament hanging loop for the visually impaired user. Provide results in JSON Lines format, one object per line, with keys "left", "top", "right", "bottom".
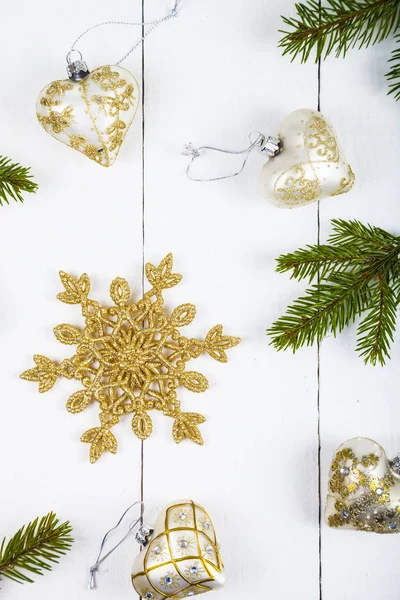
{"left": 183, "top": 132, "right": 283, "bottom": 182}
{"left": 88, "top": 501, "right": 152, "bottom": 591}
{"left": 66, "top": 49, "right": 90, "bottom": 81}
{"left": 68, "top": 0, "right": 185, "bottom": 71}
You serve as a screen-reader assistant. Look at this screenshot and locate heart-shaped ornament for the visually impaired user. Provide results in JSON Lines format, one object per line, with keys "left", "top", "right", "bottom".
{"left": 325, "top": 437, "right": 400, "bottom": 534}
{"left": 260, "top": 108, "right": 355, "bottom": 208}
{"left": 36, "top": 65, "right": 139, "bottom": 167}
{"left": 132, "top": 500, "right": 225, "bottom": 598}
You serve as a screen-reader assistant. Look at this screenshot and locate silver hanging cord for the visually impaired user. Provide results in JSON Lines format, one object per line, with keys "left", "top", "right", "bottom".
{"left": 182, "top": 133, "right": 282, "bottom": 182}
{"left": 68, "top": 0, "right": 183, "bottom": 67}
{"left": 88, "top": 501, "right": 153, "bottom": 591}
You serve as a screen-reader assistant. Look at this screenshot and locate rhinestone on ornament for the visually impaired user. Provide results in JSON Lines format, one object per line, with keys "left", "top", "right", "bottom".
{"left": 390, "top": 455, "right": 400, "bottom": 476}
{"left": 340, "top": 467, "right": 350, "bottom": 477}
{"left": 165, "top": 577, "right": 173, "bottom": 585}
{"left": 145, "top": 593, "right": 154, "bottom": 599}
{"left": 205, "top": 544, "right": 213, "bottom": 553}
{"left": 341, "top": 510, "right": 349, "bottom": 519}
{"left": 203, "top": 521, "right": 210, "bottom": 530}
{"left": 389, "top": 522, "right": 398, "bottom": 531}
{"left": 179, "top": 512, "right": 187, "bottom": 521}
{"left": 189, "top": 566, "right": 198, "bottom": 575}
{"left": 153, "top": 546, "right": 161, "bottom": 555}
{"left": 180, "top": 540, "right": 188, "bottom": 549}
{"left": 376, "top": 488, "right": 384, "bottom": 497}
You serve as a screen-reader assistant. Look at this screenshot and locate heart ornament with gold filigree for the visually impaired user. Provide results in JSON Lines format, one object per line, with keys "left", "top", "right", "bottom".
{"left": 260, "top": 108, "right": 355, "bottom": 208}
{"left": 132, "top": 500, "right": 225, "bottom": 599}
{"left": 36, "top": 64, "right": 139, "bottom": 167}
{"left": 325, "top": 437, "right": 400, "bottom": 534}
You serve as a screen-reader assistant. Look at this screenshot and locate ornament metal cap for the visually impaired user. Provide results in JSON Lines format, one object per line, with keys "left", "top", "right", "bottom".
{"left": 135, "top": 524, "right": 154, "bottom": 546}
{"left": 257, "top": 135, "right": 283, "bottom": 158}
{"left": 66, "top": 50, "right": 90, "bottom": 81}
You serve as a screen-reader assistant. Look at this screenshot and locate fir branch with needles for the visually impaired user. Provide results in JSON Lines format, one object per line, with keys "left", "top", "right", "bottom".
{"left": 0, "top": 155, "right": 38, "bottom": 206}
{"left": 387, "top": 33, "right": 400, "bottom": 99}
{"left": 0, "top": 512, "right": 73, "bottom": 584}
{"left": 267, "top": 219, "right": 400, "bottom": 365}
{"left": 279, "top": 0, "right": 400, "bottom": 100}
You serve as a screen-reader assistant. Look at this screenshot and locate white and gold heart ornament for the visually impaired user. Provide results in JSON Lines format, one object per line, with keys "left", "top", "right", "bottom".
{"left": 260, "top": 108, "right": 355, "bottom": 208}
{"left": 88, "top": 499, "right": 224, "bottom": 596}
{"left": 36, "top": 55, "right": 139, "bottom": 167}
{"left": 36, "top": 4, "right": 187, "bottom": 167}
{"left": 132, "top": 500, "right": 225, "bottom": 599}
{"left": 184, "top": 108, "right": 355, "bottom": 209}
{"left": 325, "top": 437, "right": 400, "bottom": 534}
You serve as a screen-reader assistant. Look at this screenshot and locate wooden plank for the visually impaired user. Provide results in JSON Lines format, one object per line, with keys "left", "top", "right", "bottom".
{"left": 142, "top": 1, "right": 320, "bottom": 598}
{"left": 0, "top": 1, "right": 143, "bottom": 597}
{"left": 319, "top": 41, "right": 400, "bottom": 600}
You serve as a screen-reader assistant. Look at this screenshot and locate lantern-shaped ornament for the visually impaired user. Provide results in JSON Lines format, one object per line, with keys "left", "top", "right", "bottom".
{"left": 132, "top": 500, "right": 225, "bottom": 598}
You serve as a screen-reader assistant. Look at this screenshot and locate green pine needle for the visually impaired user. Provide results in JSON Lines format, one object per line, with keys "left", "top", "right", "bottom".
{"left": 0, "top": 512, "right": 73, "bottom": 584}
{"left": 356, "top": 275, "right": 397, "bottom": 364}
{"left": 279, "top": 0, "right": 400, "bottom": 99}
{"left": 267, "top": 219, "right": 400, "bottom": 366}
{"left": 387, "top": 33, "right": 400, "bottom": 99}
{"left": 0, "top": 155, "right": 38, "bottom": 206}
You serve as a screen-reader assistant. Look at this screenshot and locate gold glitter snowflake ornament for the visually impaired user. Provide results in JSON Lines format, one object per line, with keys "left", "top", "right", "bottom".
{"left": 21, "top": 254, "right": 241, "bottom": 463}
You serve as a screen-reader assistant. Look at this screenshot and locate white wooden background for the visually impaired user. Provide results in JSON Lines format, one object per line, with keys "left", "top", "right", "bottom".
{"left": 1, "top": 1, "right": 400, "bottom": 598}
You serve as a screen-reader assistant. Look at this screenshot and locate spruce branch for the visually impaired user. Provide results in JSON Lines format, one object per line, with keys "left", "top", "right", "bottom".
{"left": 356, "top": 274, "right": 397, "bottom": 364}
{"left": 328, "top": 218, "right": 399, "bottom": 250}
{"left": 276, "top": 244, "right": 368, "bottom": 282}
{"left": 268, "top": 219, "right": 400, "bottom": 365}
{"left": 279, "top": 0, "right": 400, "bottom": 99}
{"left": 0, "top": 512, "right": 73, "bottom": 584}
{"left": 0, "top": 155, "right": 38, "bottom": 206}
{"left": 387, "top": 33, "right": 400, "bottom": 99}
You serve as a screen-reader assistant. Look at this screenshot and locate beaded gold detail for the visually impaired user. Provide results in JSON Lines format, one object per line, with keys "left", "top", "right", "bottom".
{"left": 267, "top": 109, "right": 355, "bottom": 208}
{"left": 325, "top": 439, "right": 400, "bottom": 534}
{"left": 306, "top": 115, "right": 340, "bottom": 162}
{"left": 276, "top": 165, "right": 321, "bottom": 205}
{"left": 36, "top": 65, "right": 139, "bottom": 167}
{"left": 131, "top": 501, "right": 223, "bottom": 599}
{"left": 331, "top": 165, "right": 356, "bottom": 196}
{"left": 21, "top": 254, "right": 241, "bottom": 463}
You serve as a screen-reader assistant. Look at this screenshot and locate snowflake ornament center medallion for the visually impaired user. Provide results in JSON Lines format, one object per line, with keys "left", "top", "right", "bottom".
{"left": 21, "top": 254, "right": 241, "bottom": 463}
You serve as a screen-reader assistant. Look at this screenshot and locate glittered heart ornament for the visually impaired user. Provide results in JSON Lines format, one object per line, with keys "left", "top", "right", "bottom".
{"left": 36, "top": 65, "right": 139, "bottom": 167}
{"left": 325, "top": 437, "right": 400, "bottom": 534}
{"left": 132, "top": 500, "right": 225, "bottom": 598}
{"left": 260, "top": 108, "right": 355, "bottom": 208}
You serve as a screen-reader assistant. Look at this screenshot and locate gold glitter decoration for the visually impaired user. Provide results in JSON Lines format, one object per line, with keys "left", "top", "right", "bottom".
{"left": 276, "top": 164, "right": 321, "bottom": 204}
{"left": 36, "top": 65, "right": 139, "bottom": 167}
{"left": 132, "top": 500, "right": 223, "bottom": 599}
{"left": 306, "top": 115, "right": 340, "bottom": 162}
{"left": 21, "top": 254, "right": 241, "bottom": 463}
{"left": 326, "top": 444, "right": 400, "bottom": 534}
{"left": 267, "top": 109, "right": 355, "bottom": 207}
{"left": 331, "top": 165, "right": 356, "bottom": 196}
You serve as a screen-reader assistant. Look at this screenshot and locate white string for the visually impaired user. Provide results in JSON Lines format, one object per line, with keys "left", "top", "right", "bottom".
{"left": 69, "top": 0, "right": 183, "bottom": 66}
{"left": 88, "top": 501, "right": 143, "bottom": 590}
{"left": 183, "top": 132, "right": 265, "bottom": 182}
